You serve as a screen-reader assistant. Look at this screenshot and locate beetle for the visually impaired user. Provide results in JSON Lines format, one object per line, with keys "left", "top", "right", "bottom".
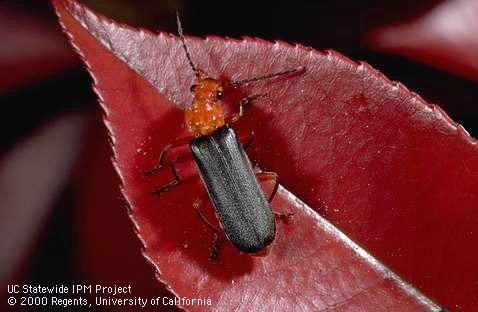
{"left": 144, "top": 13, "right": 303, "bottom": 261}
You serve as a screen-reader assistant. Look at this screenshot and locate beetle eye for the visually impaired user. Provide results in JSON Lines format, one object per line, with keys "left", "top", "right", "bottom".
{"left": 217, "top": 91, "right": 224, "bottom": 99}
{"left": 190, "top": 84, "right": 197, "bottom": 92}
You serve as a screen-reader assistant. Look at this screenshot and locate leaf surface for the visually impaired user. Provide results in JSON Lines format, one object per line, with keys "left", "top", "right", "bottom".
{"left": 54, "top": 0, "right": 478, "bottom": 310}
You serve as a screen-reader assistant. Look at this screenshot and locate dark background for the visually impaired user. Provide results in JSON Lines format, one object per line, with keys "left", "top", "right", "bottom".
{"left": 1, "top": 0, "right": 476, "bottom": 311}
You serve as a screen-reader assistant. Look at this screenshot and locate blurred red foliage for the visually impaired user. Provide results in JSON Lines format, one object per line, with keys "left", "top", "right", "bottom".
{"left": 0, "top": 5, "right": 77, "bottom": 93}
{"left": 367, "top": 0, "right": 478, "bottom": 81}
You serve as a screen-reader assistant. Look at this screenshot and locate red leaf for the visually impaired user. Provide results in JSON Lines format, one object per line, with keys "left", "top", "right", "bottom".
{"left": 54, "top": 0, "right": 478, "bottom": 310}
{"left": 365, "top": 0, "right": 478, "bottom": 81}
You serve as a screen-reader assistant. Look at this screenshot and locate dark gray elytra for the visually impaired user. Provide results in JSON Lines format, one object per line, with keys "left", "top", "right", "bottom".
{"left": 190, "top": 125, "right": 275, "bottom": 253}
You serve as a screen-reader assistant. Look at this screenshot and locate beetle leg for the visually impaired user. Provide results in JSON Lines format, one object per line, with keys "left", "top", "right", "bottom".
{"left": 152, "top": 160, "right": 181, "bottom": 196}
{"left": 143, "top": 136, "right": 194, "bottom": 176}
{"left": 256, "top": 171, "right": 294, "bottom": 219}
{"left": 238, "top": 131, "right": 255, "bottom": 150}
{"left": 193, "top": 197, "right": 225, "bottom": 262}
{"left": 273, "top": 211, "right": 294, "bottom": 219}
{"left": 225, "top": 94, "right": 261, "bottom": 124}
{"left": 256, "top": 171, "right": 279, "bottom": 203}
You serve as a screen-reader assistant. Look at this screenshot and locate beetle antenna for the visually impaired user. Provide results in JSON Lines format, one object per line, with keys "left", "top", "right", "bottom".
{"left": 229, "top": 66, "right": 304, "bottom": 86}
{"left": 176, "top": 11, "right": 198, "bottom": 75}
